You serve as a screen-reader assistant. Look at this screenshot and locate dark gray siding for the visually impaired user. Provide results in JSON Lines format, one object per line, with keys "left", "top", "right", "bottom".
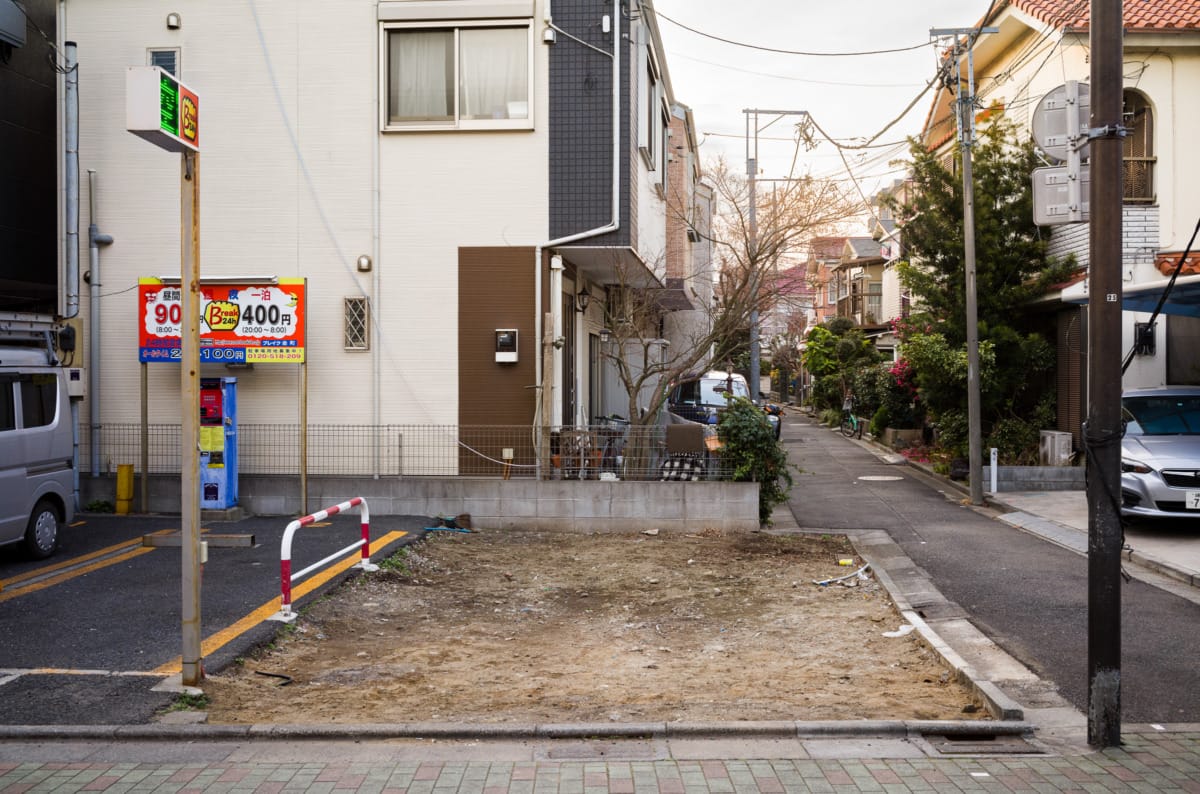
{"left": 0, "top": 0, "right": 59, "bottom": 315}
{"left": 548, "top": 0, "right": 631, "bottom": 248}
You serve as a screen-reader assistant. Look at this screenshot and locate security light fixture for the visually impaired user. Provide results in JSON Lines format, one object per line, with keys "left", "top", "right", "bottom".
{"left": 356, "top": 254, "right": 372, "bottom": 273}
{"left": 166, "top": 12, "right": 181, "bottom": 29}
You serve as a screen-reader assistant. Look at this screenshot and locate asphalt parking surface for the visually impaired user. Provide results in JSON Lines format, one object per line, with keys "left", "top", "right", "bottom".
{"left": 0, "top": 511, "right": 427, "bottom": 724}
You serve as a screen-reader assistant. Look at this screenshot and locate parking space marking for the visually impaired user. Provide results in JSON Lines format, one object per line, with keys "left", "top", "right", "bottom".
{"left": 0, "top": 531, "right": 177, "bottom": 603}
{"left": 152, "top": 530, "right": 408, "bottom": 675}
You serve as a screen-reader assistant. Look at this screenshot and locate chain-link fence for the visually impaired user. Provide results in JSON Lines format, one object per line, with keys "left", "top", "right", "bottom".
{"left": 80, "top": 422, "right": 731, "bottom": 480}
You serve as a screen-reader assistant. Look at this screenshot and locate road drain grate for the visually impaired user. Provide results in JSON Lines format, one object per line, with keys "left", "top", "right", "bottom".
{"left": 924, "top": 734, "right": 1044, "bottom": 755}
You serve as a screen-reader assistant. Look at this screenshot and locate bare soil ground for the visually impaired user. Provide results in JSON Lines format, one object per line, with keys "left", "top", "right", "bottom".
{"left": 202, "top": 528, "right": 987, "bottom": 725}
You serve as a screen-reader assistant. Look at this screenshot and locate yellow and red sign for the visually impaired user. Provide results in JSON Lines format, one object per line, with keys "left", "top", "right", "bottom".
{"left": 126, "top": 66, "right": 200, "bottom": 153}
{"left": 138, "top": 278, "right": 306, "bottom": 364}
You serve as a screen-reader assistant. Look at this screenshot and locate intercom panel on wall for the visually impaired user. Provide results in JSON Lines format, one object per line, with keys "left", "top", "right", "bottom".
{"left": 495, "top": 329, "right": 518, "bottom": 363}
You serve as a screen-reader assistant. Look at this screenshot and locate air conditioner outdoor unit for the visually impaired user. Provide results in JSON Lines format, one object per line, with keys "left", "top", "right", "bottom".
{"left": 1039, "top": 430, "right": 1073, "bottom": 466}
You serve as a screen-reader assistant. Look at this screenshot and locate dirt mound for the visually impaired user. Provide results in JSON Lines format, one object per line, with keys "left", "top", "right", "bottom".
{"left": 202, "top": 528, "right": 985, "bottom": 724}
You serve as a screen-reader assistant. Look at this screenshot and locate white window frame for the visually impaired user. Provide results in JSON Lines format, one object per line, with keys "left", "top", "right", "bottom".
{"left": 148, "top": 47, "right": 180, "bottom": 76}
{"left": 344, "top": 297, "right": 370, "bottom": 351}
{"left": 638, "top": 31, "right": 665, "bottom": 170}
{"left": 380, "top": 19, "right": 534, "bottom": 132}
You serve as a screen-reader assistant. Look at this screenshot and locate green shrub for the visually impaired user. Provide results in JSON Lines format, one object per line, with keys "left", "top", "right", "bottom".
{"left": 870, "top": 406, "right": 890, "bottom": 437}
{"left": 717, "top": 397, "right": 793, "bottom": 525}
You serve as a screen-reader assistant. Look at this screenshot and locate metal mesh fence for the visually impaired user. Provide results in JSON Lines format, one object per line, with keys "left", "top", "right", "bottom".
{"left": 80, "top": 422, "right": 732, "bottom": 480}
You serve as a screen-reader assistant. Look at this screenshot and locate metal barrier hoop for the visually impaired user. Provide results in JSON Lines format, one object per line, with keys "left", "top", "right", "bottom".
{"left": 272, "top": 497, "right": 378, "bottom": 622}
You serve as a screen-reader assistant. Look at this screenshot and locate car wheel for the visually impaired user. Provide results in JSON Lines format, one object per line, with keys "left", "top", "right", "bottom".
{"left": 24, "top": 499, "right": 61, "bottom": 560}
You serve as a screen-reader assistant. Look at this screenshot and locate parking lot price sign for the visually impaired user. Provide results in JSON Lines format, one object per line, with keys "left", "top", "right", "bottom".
{"left": 138, "top": 278, "right": 306, "bottom": 363}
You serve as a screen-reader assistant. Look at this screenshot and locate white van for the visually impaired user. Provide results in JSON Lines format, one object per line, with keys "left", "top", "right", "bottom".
{"left": 0, "top": 346, "right": 74, "bottom": 559}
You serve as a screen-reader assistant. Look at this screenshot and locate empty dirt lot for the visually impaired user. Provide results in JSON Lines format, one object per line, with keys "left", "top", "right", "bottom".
{"left": 202, "top": 528, "right": 986, "bottom": 724}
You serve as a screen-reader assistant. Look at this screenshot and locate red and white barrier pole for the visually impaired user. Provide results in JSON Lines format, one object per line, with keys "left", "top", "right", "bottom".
{"left": 274, "top": 497, "right": 377, "bottom": 621}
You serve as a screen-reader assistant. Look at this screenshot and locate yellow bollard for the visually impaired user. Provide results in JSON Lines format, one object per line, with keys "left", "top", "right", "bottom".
{"left": 116, "top": 464, "right": 135, "bottom": 515}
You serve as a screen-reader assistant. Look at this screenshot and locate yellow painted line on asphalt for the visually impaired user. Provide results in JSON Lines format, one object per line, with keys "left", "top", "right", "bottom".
{"left": 0, "top": 530, "right": 176, "bottom": 603}
{"left": 152, "top": 530, "right": 408, "bottom": 675}
{"left": 0, "top": 530, "right": 171, "bottom": 587}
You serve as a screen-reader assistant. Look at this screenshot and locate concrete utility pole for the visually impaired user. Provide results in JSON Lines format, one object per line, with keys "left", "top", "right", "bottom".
{"left": 1086, "top": 0, "right": 1124, "bottom": 749}
{"left": 931, "top": 26, "right": 997, "bottom": 506}
{"left": 743, "top": 109, "right": 807, "bottom": 400}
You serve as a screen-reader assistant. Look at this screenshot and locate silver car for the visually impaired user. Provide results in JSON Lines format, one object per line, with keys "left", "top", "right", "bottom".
{"left": 1121, "top": 386, "right": 1200, "bottom": 520}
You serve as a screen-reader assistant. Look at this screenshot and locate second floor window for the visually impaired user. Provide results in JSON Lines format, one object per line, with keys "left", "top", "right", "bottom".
{"left": 1123, "top": 90, "right": 1154, "bottom": 204}
{"left": 384, "top": 22, "right": 532, "bottom": 131}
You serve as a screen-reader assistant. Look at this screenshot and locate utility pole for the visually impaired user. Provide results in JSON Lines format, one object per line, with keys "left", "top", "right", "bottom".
{"left": 931, "top": 27, "right": 997, "bottom": 506}
{"left": 1086, "top": 0, "right": 1124, "bottom": 749}
{"left": 743, "top": 109, "right": 807, "bottom": 400}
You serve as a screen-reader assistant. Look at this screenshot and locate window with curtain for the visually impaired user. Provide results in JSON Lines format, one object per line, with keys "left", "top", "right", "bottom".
{"left": 385, "top": 22, "right": 531, "bottom": 130}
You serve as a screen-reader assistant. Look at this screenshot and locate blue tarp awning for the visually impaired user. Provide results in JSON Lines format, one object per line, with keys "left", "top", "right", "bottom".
{"left": 1061, "top": 273, "right": 1200, "bottom": 318}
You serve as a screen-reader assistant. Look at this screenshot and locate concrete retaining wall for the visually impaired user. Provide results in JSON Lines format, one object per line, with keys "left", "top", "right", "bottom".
{"left": 982, "top": 465, "right": 1085, "bottom": 492}
{"left": 81, "top": 475, "right": 761, "bottom": 532}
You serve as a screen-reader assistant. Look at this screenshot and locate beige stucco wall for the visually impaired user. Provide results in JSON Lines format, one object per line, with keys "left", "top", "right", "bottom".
{"left": 64, "top": 0, "right": 550, "bottom": 430}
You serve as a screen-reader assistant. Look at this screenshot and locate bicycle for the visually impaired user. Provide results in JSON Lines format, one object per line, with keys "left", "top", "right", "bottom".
{"left": 840, "top": 397, "right": 863, "bottom": 439}
{"left": 594, "top": 414, "right": 630, "bottom": 476}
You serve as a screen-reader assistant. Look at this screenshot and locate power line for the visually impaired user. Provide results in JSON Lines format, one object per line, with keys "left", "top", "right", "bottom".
{"left": 669, "top": 51, "right": 925, "bottom": 89}
{"left": 655, "top": 10, "right": 933, "bottom": 57}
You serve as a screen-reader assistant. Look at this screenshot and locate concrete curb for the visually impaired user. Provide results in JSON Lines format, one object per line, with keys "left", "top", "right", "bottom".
{"left": 860, "top": 546, "right": 1026, "bottom": 723}
{"left": 0, "top": 719, "right": 1034, "bottom": 743}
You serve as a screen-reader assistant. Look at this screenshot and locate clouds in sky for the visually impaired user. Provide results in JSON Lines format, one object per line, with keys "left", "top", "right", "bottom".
{"left": 652, "top": 0, "right": 994, "bottom": 194}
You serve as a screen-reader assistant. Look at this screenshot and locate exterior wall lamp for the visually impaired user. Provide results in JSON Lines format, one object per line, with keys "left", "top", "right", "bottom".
{"left": 575, "top": 287, "right": 591, "bottom": 313}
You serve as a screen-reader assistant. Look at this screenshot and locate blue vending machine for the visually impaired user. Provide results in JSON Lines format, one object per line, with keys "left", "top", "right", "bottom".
{"left": 199, "top": 377, "right": 238, "bottom": 510}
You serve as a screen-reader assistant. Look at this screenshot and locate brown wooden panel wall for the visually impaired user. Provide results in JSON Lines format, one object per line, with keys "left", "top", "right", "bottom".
{"left": 1056, "top": 306, "right": 1086, "bottom": 446}
{"left": 459, "top": 247, "right": 539, "bottom": 474}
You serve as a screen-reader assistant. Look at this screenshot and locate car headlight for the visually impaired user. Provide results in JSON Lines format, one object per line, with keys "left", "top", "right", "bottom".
{"left": 1121, "top": 458, "right": 1153, "bottom": 474}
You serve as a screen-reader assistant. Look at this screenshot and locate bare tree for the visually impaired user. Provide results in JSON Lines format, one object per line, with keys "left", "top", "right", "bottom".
{"left": 599, "top": 155, "right": 860, "bottom": 432}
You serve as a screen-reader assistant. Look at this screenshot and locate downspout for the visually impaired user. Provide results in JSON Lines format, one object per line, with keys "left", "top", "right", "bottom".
{"left": 64, "top": 40, "right": 80, "bottom": 510}
{"left": 63, "top": 42, "right": 79, "bottom": 319}
{"left": 372, "top": 2, "right": 382, "bottom": 478}
{"left": 87, "top": 170, "right": 113, "bottom": 477}
{"left": 535, "top": 3, "right": 621, "bottom": 433}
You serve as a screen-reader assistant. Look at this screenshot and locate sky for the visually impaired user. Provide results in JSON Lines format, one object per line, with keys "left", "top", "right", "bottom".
{"left": 652, "top": 0, "right": 996, "bottom": 208}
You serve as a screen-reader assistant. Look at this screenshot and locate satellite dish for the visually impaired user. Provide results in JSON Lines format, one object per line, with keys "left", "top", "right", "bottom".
{"left": 1031, "top": 82, "right": 1091, "bottom": 163}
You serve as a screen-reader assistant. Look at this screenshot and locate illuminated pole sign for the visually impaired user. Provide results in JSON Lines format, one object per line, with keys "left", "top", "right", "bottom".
{"left": 126, "top": 66, "right": 199, "bottom": 152}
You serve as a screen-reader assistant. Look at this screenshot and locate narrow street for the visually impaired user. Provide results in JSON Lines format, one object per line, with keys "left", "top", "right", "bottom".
{"left": 783, "top": 414, "right": 1200, "bottom": 724}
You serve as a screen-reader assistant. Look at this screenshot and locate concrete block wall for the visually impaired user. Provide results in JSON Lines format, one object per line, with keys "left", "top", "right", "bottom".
{"left": 982, "top": 465, "right": 1085, "bottom": 492}
{"left": 81, "top": 476, "right": 761, "bottom": 532}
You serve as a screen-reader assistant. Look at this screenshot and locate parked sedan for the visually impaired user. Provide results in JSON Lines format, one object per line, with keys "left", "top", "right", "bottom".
{"left": 1121, "top": 386, "right": 1200, "bottom": 519}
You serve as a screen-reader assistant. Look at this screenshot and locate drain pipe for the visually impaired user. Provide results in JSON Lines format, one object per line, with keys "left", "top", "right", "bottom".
{"left": 88, "top": 170, "right": 114, "bottom": 477}
{"left": 535, "top": 3, "right": 622, "bottom": 434}
{"left": 63, "top": 42, "right": 80, "bottom": 320}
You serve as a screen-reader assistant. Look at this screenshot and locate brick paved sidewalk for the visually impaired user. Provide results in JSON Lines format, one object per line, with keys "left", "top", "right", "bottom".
{"left": 1, "top": 728, "right": 1197, "bottom": 792}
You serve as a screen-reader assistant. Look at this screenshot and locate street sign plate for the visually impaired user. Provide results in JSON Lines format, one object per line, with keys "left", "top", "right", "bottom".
{"left": 1033, "top": 165, "right": 1090, "bottom": 225}
{"left": 1032, "top": 82, "right": 1090, "bottom": 163}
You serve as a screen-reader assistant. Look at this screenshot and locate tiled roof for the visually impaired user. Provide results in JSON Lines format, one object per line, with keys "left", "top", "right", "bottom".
{"left": 808, "top": 236, "right": 848, "bottom": 260}
{"left": 845, "top": 238, "right": 883, "bottom": 260}
{"left": 1006, "top": 0, "right": 1200, "bottom": 31}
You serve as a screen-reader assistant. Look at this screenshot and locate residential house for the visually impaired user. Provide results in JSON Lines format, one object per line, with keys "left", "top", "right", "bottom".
{"left": 803, "top": 236, "right": 847, "bottom": 327}
{"left": 5, "top": 0, "right": 703, "bottom": 476}
{"left": 872, "top": 180, "right": 911, "bottom": 330}
{"left": 833, "top": 238, "right": 886, "bottom": 332}
{"left": 920, "top": 0, "right": 1200, "bottom": 440}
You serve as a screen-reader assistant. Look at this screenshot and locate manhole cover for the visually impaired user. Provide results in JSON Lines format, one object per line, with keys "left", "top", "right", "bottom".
{"left": 858, "top": 475, "right": 904, "bottom": 482}
{"left": 924, "top": 734, "right": 1043, "bottom": 756}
